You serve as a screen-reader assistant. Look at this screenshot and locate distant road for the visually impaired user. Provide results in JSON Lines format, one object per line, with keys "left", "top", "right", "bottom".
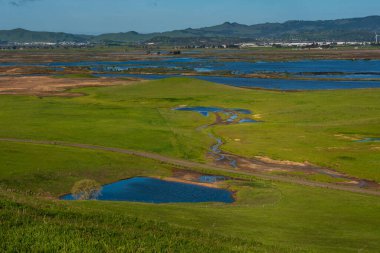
{"left": 1, "top": 137, "right": 379, "bottom": 197}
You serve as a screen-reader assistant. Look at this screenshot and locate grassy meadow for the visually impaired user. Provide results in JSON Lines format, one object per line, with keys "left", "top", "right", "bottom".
{"left": 0, "top": 77, "right": 379, "bottom": 180}
{"left": 1, "top": 140, "right": 380, "bottom": 252}
{"left": 1, "top": 77, "right": 380, "bottom": 252}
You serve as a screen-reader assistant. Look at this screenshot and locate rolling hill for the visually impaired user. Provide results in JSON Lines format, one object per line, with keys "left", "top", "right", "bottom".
{"left": 0, "top": 28, "right": 91, "bottom": 43}
{"left": 1, "top": 15, "right": 380, "bottom": 43}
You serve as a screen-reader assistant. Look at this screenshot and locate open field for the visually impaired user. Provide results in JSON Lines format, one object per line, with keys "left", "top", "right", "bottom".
{"left": 1, "top": 77, "right": 380, "bottom": 252}
{"left": 1, "top": 77, "right": 379, "bottom": 181}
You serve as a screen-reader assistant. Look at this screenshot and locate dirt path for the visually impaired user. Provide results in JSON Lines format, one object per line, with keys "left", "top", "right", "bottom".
{"left": 1, "top": 137, "right": 379, "bottom": 197}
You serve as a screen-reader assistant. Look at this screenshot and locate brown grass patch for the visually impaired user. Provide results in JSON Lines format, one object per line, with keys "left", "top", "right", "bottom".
{"left": 0, "top": 76, "right": 141, "bottom": 97}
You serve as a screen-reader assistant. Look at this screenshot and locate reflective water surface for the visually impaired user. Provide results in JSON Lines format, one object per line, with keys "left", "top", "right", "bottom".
{"left": 61, "top": 177, "right": 234, "bottom": 203}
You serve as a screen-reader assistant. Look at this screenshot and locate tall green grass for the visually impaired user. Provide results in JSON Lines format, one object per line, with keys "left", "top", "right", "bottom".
{"left": 1, "top": 190, "right": 278, "bottom": 253}
{"left": 1, "top": 140, "right": 380, "bottom": 252}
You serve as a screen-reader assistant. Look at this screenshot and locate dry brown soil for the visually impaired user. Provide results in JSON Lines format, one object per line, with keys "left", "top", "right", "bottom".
{"left": 0, "top": 76, "right": 140, "bottom": 96}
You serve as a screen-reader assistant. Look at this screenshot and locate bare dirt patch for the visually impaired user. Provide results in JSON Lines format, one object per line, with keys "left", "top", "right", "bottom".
{"left": 210, "top": 151, "right": 380, "bottom": 191}
{"left": 0, "top": 76, "right": 141, "bottom": 97}
{"left": 165, "top": 169, "right": 229, "bottom": 189}
{"left": 162, "top": 177, "right": 221, "bottom": 189}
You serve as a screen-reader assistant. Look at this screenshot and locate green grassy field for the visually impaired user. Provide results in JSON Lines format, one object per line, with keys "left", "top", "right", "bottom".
{"left": 1, "top": 78, "right": 379, "bottom": 180}
{"left": 1, "top": 77, "right": 380, "bottom": 252}
{"left": 1, "top": 188, "right": 269, "bottom": 253}
{"left": 0, "top": 143, "right": 380, "bottom": 252}
{"left": 1, "top": 140, "right": 380, "bottom": 252}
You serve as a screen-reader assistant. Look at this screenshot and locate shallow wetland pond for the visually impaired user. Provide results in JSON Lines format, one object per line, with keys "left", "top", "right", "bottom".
{"left": 61, "top": 177, "right": 234, "bottom": 204}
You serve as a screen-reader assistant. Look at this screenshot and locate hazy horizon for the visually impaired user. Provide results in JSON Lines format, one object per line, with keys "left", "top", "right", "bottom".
{"left": 0, "top": 0, "right": 380, "bottom": 35}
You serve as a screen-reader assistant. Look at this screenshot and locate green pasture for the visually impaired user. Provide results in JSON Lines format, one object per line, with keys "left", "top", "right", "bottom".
{"left": 1, "top": 77, "right": 380, "bottom": 252}
{"left": 1, "top": 141, "right": 380, "bottom": 252}
{"left": 0, "top": 77, "right": 379, "bottom": 181}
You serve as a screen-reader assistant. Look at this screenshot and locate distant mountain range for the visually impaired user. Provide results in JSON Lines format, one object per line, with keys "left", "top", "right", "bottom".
{"left": 1, "top": 16, "right": 380, "bottom": 44}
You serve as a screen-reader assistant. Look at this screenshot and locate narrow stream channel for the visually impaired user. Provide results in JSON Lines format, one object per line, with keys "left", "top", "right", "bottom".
{"left": 174, "top": 106, "right": 380, "bottom": 190}
{"left": 174, "top": 106, "right": 256, "bottom": 169}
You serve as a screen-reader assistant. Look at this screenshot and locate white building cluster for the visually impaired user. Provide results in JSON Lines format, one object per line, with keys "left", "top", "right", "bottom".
{"left": 239, "top": 41, "right": 373, "bottom": 48}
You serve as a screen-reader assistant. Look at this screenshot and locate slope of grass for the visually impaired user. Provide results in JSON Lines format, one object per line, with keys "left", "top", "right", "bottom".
{"left": 0, "top": 77, "right": 379, "bottom": 182}
{"left": 1, "top": 78, "right": 380, "bottom": 252}
{"left": 0, "top": 141, "right": 173, "bottom": 195}
{"left": 1, "top": 190, "right": 274, "bottom": 253}
{"left": 1, "top": 141, "right": 380, "bottom": 252}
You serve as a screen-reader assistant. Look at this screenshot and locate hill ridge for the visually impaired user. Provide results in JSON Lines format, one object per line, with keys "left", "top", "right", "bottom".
{"left": 1, "top": 15, "right": 380, "bottom": 43}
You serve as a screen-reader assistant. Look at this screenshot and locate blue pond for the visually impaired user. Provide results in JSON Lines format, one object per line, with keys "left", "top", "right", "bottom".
{"left": 174, "top": 106, "right": 252, "bottom": 117}
{"left": 61, "top": 177, "right": 234, "bottom": 203}
{"left": 175, "top": 106, "right": 224, "bottom": 116}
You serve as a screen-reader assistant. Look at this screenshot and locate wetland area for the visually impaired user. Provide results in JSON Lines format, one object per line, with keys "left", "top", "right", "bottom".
{"left": 2, "top": 57, "right": 380, "bottom": 91}
{"left": 1, "top": 48, "right": 380, "bottom": 252}
{"left": 2, "top": 0, "right": 380, "bottom": 250}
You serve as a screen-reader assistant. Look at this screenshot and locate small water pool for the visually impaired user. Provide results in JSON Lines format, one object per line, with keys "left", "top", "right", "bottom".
{"left": 174, "top": 106, "right": 224, "bottom": 116}
{"left": 61, "top": 177, "right": 234, "bottom": 203}
{"left": 174, "top": 106, "right": 252, "bottom": 117}
{"left": 356, "top": 138, "right": 380, "bottom": 143}
{"left": 199, "top": 175, "right": 228, "bottom": 183}
{"left": 239, "top": 118, "right": 258, "bottom": 123}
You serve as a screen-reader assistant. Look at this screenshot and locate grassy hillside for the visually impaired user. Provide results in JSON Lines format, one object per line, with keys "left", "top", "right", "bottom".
{"left": 92, "top": 31, "right": 154, "bottom": 43}
{"left": 0, "top": 28, "right": 90, "bottom": 43}
{"left": 0, "top": 78, "right": 379, "bottom": 181}
{"left": 1, "top": 140, "right": 380, "bottom": 252}
{"left": 1, "top": 77, "right": 380, "bottom": 252}
{"left": 1, "top": 189, "right": 270, "bottom": 253}
{"left": 0, "top": 141, "right": 173, "bottom": 195}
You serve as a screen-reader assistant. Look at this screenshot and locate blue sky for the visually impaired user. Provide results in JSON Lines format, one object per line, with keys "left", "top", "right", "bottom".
{"left": 1, "top": 0, "right": 380, "bottom": 34}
